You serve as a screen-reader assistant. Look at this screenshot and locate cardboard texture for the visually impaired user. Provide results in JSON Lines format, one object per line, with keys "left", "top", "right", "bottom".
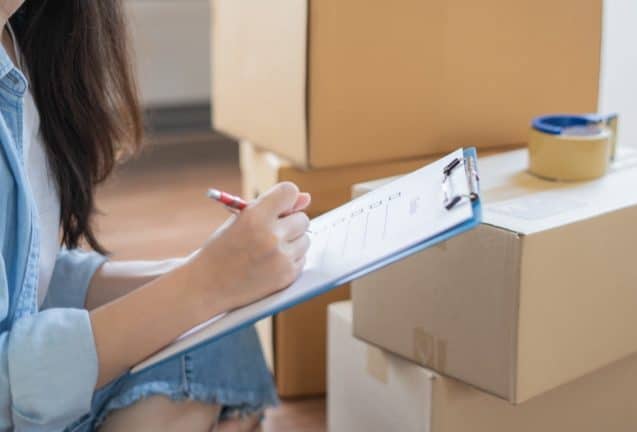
{"left": 254, "top": 289, "right": 351, "bottom": 398}
{"left": 275, "top": 285, "right": 350, "bottom": 398}
{"left": 352, "top": 148, "right": 637, "bottom": 403}
{"left": 211, "top": 0, "right": 637, "bottom": 167}
{"left": 252, "top": 252, "right": 351, "bottom": 398}
{"left": 329, "top": 301, "right": 637, "bottom": 432}
{"left": 239, "top": 141, "right": 438, "bottom": 215}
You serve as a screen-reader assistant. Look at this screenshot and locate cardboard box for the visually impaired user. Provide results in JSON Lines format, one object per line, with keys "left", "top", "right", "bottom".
{"left": 239, "top": 141, "right": 437, "bottom": 215}
{"left": 275, "top": 285, "right": 350, "bottom": 397}
{"left": 329, "top": 301, "right": 637, "bottom": 432}
{"left": 352, "top": 148, "right": 637, "bottom": 403}
{"left": 254, "top": 286, "right": 350, "bottom": 398}
{"left": 212, "top": 0, "right": 637, "bottom": 167}
{"left": 242, "top": 141, "right": 510, "bottom": 396}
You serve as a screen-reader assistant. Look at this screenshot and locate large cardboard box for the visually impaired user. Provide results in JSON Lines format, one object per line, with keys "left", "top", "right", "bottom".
{"left": 212, "top": 0, "right": 637, "bottom": 167}
{"left": 352, "top": 148, "right": 637, "bottom": 403}
{"left": 329, "top": 301, "right": 637, "bottom": 432}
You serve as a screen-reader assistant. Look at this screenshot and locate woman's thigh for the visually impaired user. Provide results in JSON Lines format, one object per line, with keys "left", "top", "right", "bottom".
{"left": 64, "top": 326, "right": 278, "bottom": 431}
{"left": 98, "top": 396, "right": 221, "bottom": 432}
{"left": 98, "top": 397, "right": 263, "bottom": 432}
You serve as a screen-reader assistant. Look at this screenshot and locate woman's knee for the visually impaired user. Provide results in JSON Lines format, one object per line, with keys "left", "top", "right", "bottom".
{"left": 213, "top": 413, "right": 263, "bottom": 432}
{"left": 98, "top": 395, "right": 221, "bottom": 432}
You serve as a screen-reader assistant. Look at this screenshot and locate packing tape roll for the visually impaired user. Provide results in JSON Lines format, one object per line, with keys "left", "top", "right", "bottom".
{"left": 528, "top": 114, "right": 619, "bottom": 181}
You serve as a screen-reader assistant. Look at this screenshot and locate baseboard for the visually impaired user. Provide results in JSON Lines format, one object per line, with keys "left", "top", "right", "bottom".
{"left": 144, "top": 103, "right": 212, "bottom": 136}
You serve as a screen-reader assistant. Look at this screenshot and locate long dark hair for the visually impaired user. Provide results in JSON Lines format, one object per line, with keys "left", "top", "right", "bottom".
{"left": 11, "top": 0, "right": 143, "bottom": 254}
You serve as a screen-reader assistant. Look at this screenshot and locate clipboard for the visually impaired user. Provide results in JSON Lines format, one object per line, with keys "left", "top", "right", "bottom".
{"left": 132, "top": 148, "right": 482, "bottom": 374}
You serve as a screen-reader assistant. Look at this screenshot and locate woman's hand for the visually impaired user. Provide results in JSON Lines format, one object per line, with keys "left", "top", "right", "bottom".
{"left": 91, "top": 182, "right": 311, "bottom": 387}
{"left": 190, "top": 182, "right": 312, "bottom": 313}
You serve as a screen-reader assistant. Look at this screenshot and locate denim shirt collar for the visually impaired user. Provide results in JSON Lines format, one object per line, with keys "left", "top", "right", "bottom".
{"left": 0, "top": 36, "right": 28, "bottom": 96}
{"left": 0, "top": 41, "right": 13, "bottom": 78}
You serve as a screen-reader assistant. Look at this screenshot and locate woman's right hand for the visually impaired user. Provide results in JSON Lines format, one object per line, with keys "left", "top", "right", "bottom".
{"left": 90, "top": 182, "right": 311, "bottom": 387}
{"left": 191, "top": 182, "right": 312, "bottom": 314}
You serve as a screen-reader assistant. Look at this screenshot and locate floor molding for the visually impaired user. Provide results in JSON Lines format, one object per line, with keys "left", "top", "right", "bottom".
{"left": 145, "top": 103, "right": 212, "bottom": 136}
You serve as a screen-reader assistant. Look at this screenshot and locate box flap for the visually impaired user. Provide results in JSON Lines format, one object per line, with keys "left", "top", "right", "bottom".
{"left": 481, "top": 148, "right": 637, "bottom": 234}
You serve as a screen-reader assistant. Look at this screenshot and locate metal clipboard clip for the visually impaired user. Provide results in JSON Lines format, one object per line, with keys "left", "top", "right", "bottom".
{"left": 442, "top": 155, "right": 480, "bottom": 210}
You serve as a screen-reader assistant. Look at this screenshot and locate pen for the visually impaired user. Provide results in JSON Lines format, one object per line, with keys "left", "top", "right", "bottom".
{"left": 207, "top": 188, "right": 314, "bottom": 234}
{"left": 207, "top": 189, "right": 248, "bottom": 211}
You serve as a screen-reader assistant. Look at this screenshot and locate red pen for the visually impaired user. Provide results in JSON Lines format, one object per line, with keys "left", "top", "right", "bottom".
{"left": 207, "top": 189, "right": 248, "bottom": 211}
{"left": 207, "top": 188, "right": 314, "bottom": 234}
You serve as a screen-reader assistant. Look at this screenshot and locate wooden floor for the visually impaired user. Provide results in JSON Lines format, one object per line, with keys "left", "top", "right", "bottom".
{"left": 95, "top": 135, "right": 240, "bottom": 260}
{"left": 95, "top": 136, "right": 327, "bottom": 432}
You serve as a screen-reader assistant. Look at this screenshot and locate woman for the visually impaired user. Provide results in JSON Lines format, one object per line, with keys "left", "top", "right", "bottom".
{"left": 0, "top": 1, "right": 312, "bottom": 431}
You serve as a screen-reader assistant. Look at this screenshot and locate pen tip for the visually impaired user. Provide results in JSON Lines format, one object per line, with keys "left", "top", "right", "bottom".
{"left": 207, "top": 189, "right": 221, "bottom": 199}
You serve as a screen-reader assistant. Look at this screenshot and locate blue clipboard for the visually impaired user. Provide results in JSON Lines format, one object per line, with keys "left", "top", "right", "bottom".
{"left": 338, "top": 147, "right": 481, "bottom": 284}
{"left": 131, "top": 147, "right": 482, "bottom": 374}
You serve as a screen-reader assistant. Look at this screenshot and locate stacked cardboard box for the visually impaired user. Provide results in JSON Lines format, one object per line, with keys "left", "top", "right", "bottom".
{"left": 351, "top": 148, "right": 637, "bottom": 403}
{"left": 210, "top": 0, "right": 637, "bottom": 399}
{"left": 329, "top": 301, "right": 637, "bottom": 432}
{"left": 212, "top": 0, "right": 636, "bottom": 168}
{"left": 335, "top": 148, "right": 637, "bottom": 428}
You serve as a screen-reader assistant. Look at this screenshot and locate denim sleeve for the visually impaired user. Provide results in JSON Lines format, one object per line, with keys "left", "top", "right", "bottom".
{"left": 42, "top": 248, "right": 108, "bottom": 310}
{"left": 1, "top": 258, "right": 99, "bottom": 431}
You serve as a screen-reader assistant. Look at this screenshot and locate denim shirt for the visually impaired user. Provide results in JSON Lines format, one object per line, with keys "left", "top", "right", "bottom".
{"left": 0, "top": 44, "right": 107, "bottom": 431}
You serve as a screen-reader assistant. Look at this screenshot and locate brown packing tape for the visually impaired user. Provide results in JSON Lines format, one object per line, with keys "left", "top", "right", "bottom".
{"left": 528, "top": 118, "right": 618, "bottom": 181}
{"left": 366, "top": 345, "right": 389, "bottom": 384}
{"left": 413, "top": 328, "right": 447, "bottom": 373}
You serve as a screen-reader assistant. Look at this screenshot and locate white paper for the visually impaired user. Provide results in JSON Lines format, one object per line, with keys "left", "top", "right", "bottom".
{"left": 133, "top": 149, "right": 473, "bottom": 373}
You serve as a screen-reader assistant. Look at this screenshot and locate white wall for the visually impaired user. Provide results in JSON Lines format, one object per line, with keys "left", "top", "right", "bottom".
{"left": 125, "top": 0, "right": 211, "bottom": 107}
{"left": 599, "top": 0, "right": 637, "bottom": 149}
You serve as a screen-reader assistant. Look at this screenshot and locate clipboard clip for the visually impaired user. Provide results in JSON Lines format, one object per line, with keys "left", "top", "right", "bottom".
{"left": 442, "top": 155, "right": 480, "bottom": 210}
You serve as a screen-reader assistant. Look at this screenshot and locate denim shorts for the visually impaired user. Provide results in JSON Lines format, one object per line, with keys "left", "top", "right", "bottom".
{"left": 63, "top": 325, "right": 278, "bottom": 431}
